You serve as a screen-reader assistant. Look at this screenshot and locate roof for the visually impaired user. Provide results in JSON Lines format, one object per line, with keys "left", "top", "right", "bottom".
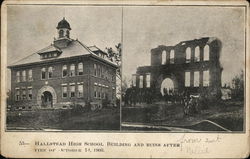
{"left": 88, "top": 45, "right": 108, "bottom": 55}
{"left": 56, "top": 17, "right": 71, "bottom": 30}
{"left": 9, "top": 39, "right": 117, "bottom": 68}
{"left": 37, "top": 45, "right": 62, "bottom": 55}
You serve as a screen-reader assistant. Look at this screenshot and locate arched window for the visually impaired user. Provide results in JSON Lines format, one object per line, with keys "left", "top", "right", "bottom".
{"left": 62, "top": 65, "right": 67, "bottom": 77}
{"left": 66, "top": 30, "right": 70, "bottom": 38}
{"left": 41, "top": 68, "right": 46, "bottom": 79}
{"left": 48, "top": 67, "right": 53, "bottom": 79}
{"left": 70, "top": 64, "right": 75, "bottom": 77}
{"left": 28, "top": 70, "right": 32, "bottom": 81}
{"left": 78, "top": 63, "right": 83, "bottom": 75}
{"left": 22, "top": 70, "right": 26, "bottom": 81}
{"left": 170, "top": 50, "right": 175, "bottom": 64}
{"left": 195, "top": 46, "right": 200, "bottom": 62}
{"left": 59, "top": 30, "right": 64, "bottom": 38}
{"left": 162, "top": 50, "right": 166, "bottom": 65}
{"left": 204, "top": 45, "right": 210, "bottom": 61}
{"left": 16, "top": 71, "right": 20, "bottom": 82}
{"left": 186, "top": 47, "right": 191, "bottom": 63}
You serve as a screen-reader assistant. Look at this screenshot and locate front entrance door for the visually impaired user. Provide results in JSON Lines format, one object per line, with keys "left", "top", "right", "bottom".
{"left": 41, "top": 91, "right": 53, "bottom": 107}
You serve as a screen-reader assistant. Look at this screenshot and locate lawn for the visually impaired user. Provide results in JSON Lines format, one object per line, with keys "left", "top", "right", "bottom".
{"left": 6, "top": 107, "right": 120, "bottom": 131}
{"left": 122, "top": 100, "right": 244, "bottom": 131}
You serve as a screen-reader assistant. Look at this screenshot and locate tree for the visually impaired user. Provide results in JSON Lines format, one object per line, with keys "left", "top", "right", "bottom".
{"left": 105, "top": 44, "right": 123, "bottom": 99}
{"left": 106, "top": 43, "right": 121, "bottom": 80}
{"left": 231, "top": 70, "right": 244, "bottom": 101}
{"left": 6, "top": 90, "right": 15, "bottom": 110}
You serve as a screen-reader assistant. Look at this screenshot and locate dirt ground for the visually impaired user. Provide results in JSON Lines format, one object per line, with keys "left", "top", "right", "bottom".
{"left": 122, "top": 100, "right": 244, "bottom": 131}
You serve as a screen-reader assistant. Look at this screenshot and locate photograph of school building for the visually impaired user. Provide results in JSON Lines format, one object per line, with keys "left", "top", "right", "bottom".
{"left": 8, "top": 18, "right": 117, "bottom": 111}
{"left": 6, "top": 6, "right": 122, "bottom": 130}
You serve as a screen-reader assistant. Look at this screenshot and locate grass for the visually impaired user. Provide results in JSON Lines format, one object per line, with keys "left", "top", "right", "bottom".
{"left": 7, "top": 107, "right": 120, "bottom": 130}
{"left": 122, "top": 100, "right": 244, "bottom": 131}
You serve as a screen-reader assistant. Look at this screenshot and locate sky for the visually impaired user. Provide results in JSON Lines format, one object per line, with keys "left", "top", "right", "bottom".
{"left": 6, "top": 5, "right": 122, "bottom": 89}
{"left": 6, "top": 5, "right": 246, "bottom": 89}
{"left": 122, "top": 6, "right": 246, "bottom": 86}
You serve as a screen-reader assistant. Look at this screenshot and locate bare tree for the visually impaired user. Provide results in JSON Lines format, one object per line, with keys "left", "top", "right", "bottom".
{"left": 231, "top": 70, "right": 244, "bottom": 101}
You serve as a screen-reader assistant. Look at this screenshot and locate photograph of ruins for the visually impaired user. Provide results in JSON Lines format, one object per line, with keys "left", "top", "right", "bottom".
{"left": 121, "top": 6, "right": 245, "bottom": 132}
{"left": 6, "top": 6, "right": 122, "bottom": 131}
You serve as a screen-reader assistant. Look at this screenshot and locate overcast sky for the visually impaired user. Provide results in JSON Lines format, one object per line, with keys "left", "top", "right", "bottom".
{"left": 123, "top": 6, "right": 245, "bottom": 86}
{"left": 6, "top": 5, "right": 245, "bottom": 89}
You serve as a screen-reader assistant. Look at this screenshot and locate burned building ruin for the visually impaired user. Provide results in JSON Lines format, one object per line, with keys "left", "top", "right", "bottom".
{"left": 130, "top": 37, "right": 223, "bottom": 101}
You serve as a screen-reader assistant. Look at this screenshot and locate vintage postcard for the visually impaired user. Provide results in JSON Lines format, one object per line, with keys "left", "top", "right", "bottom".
{"left": 1, "top": 0, "right": 249, "bottom": 158}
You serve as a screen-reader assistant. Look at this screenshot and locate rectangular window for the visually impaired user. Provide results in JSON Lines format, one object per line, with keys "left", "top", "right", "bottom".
{"left": 28, "top": 89, "right": 32, "bottom": 100}
{"left": 78, "top": 84, "right": 83, "bottom": 97}
{"left": 16, "top": 90, "right": 20, "bottom": 101}
{"left": 102, "top": 88, "right": 106, "bottom": 99}
{"left": 48, "top": 67, "right": 53, "bottom": 79}
{"left": 70, "top": 64, "right": 75, "bottom": 77}
{"left": 16, "top": 71, "right": 20, "bottom": 83}
{"left": 102, "top": 66, "right": 105, "bottom": 78}
{"left": 97, "top": 65, "right": 101, "bottom": 77}
{"left": 22, "top": 89, "right": 26, "bottom": 100}
{"left": 62, "top": 86, "right": 68, "bottom": 98}
{"left": 132, "top": 75, "right": 136, "bottom": 87}
{"left": 146, "top": 74, "right": 150, "bottom": 88}
{"left": 139, "top": 75, "right": 143, "bottom": 88}
{"left": 62, "top": 65, "right": 67, "bottom": 77}
{"left": 94, "top": 64, "right": 97, "bottom": 76}
{"left": 28, "top": 70, "right": 32, "bottom": 81}
{"left": 78, "top": 63, "right": 83, "bottom": 75}
{"left": 70, "top": 85, "right": 75, "bottom": 97}
{"left": 194, "top": 71, "right": 200, "bottom": 87}
{"left": 98, "top": 86, "right": 101, "bottom": 98}
{"left": 203, "top": 70, "right": 210, "bottom": 86}
{"left": 101, "top": 66, "right": 104, "bottom": 78}
{"left": 94, "top": 86, "right": 97, "bottom": 98}
{"left": 41, "top": 68, "right": 46, "bottom": 79}
{"left": 185, "top": 72, "right": 190, "bottom": 87}
{"left": 22, "top": 70, "right": 26, "bottom": 82}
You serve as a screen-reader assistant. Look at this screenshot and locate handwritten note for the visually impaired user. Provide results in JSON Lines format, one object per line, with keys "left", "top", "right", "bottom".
{"left": 176, "top": 134, "right": 222, "bottom": 154}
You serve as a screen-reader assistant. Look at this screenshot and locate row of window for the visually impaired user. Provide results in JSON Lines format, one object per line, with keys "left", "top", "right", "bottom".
{"left": 93, "top": 63, "right": 115, "bottom": 82}
{"left": 16, "top": 62, "right": 115, "bottom": 82}
{"left": 185, "top": 70, "right": 209, "bottom": 87}
{"left": 15, "top": 87, "right": 32, "bottom": 101}
{"left": 161, "top": 45, "right": 210, "bottom": 65}
{"left": 132, "top": 70, "right": 209, "bottom": 89}
{"left": 62, "top": 83, "right": 84, "bottom": 98}
{"left": 16, "top": 70, "right": 32, "bottom": 82}
{"left": 41, "top": 52, "right": 59, "bottom": 59}
{"left": 132, "top": 74, "right": 151, "bottom": 88}
{"left": 94, "top": 85, "right": 115, "bottom": 100}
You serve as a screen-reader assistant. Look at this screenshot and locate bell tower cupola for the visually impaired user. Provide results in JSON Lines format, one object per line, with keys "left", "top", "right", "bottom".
{"left": 57, "top": 17, "right": 71, "bottom": 38}
{"left": 54, "top": 17, "right": 72, "bottom": 48}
